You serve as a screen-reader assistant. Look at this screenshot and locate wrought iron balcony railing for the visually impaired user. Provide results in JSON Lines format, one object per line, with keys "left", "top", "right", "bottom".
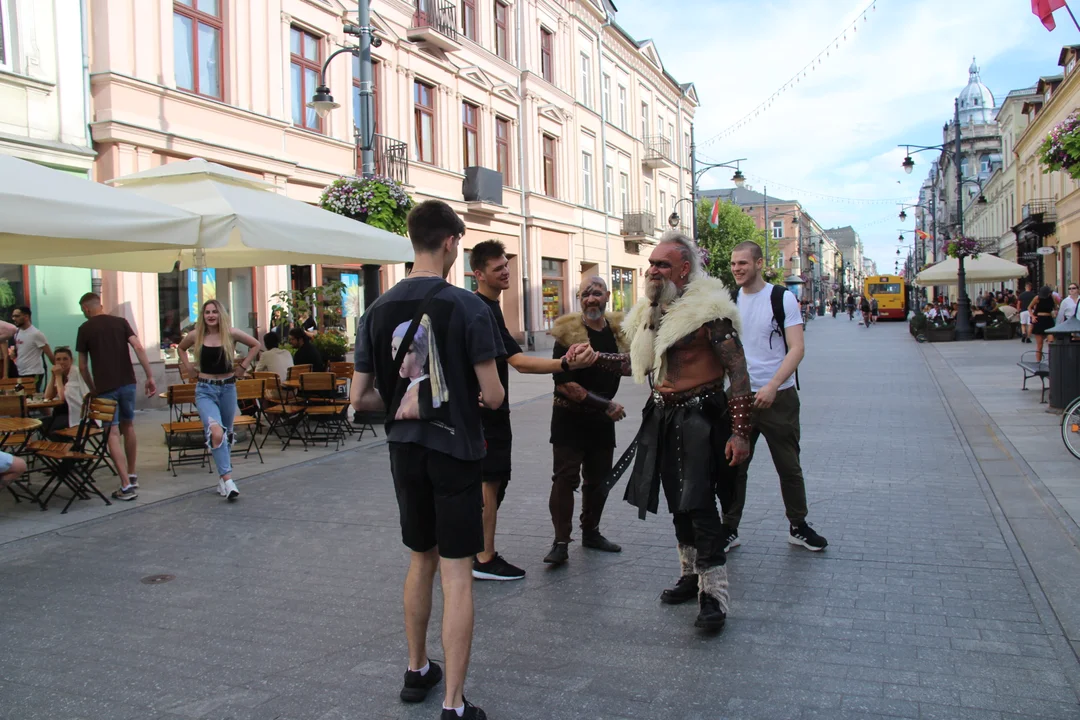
{"left": 411, "top": 0, "right": 459, "bottom": 42}
{"left": 642, "top": 135, "right": 671, "bottom": 165}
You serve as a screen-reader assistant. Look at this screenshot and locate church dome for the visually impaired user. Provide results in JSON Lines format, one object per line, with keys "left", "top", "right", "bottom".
{"left": 957, "top": 58, "right": 996, "bottom": 125}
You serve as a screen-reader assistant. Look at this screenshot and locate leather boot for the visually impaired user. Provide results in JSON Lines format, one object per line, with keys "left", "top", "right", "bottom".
{"left": 660, "top": 544, "right": 698, "bottom": 605}
{"left": 694, "top": 564, "right": 729, "bottom": 631}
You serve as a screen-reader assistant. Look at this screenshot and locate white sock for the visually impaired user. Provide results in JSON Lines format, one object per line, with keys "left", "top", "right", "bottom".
{"left": 442, "top": 705, "right": 464, "bottom": 717}
{"left": 410, "top": 661, "right": 429, "bottom": 676}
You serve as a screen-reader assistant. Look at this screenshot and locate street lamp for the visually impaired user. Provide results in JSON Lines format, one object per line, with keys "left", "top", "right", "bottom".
{"left": 668, "top": 197, "right": 696, "bottom": 231}
{"left": 309, "top": 85, "right": 340, "bottom": 118}
{"left": 688, "top": 125, "right": 746, "bottom": 242}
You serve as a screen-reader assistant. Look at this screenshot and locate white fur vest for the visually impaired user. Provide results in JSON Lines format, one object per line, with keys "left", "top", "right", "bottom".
{"left": 621, "top": 275, "right": 741, "bottom": 385}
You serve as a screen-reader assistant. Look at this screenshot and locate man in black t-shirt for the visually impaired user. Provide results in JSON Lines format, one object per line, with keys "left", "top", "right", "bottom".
{"left": 468, "top": 240, "right": 595, "bottom": 582}
{"left": 543, "top": 276, "right": 628, "bottom": 566}
{"left": 352, "top": 201, "right": 505, "bottom": 720}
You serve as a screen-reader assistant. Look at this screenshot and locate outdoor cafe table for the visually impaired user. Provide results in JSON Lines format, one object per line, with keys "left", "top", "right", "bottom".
{"left": 27, "top": 398, "right": 63, "bottom": 414}
{"left": 281, "top": 377, "right": 348, "bottom": 390}
{"left": 0, "top": 416, "right": 42, "bottom": 454}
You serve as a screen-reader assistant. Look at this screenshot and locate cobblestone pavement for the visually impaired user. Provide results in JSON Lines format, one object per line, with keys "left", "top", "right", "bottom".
{"left": 2, "top": 315, "right": 1080, "bottom": 719}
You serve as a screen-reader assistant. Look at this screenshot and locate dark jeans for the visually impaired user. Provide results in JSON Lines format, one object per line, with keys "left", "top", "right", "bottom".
{"left": 722, "top": 387, "right": 808, "bottom": 531}
{"left": 550, "top": 444, "right": 613, "bottom": 543}
{"left": 673, "top": 507, "right": 726, "bottom": 569}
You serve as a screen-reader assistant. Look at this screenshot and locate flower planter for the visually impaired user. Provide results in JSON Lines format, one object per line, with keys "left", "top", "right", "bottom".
{"left": 984, "top": 324, "right": 1014, "bottom": 340}
{"left": 925, "top": 326, "right": 956, "bottom": 342}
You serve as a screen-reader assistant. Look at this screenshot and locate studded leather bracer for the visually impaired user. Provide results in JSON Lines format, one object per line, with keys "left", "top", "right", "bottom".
{"left": 593, "top": 352, "right": 632, "bottom": 376}
{"left": 728, "top": 394, "right": 753, "bottom": 441}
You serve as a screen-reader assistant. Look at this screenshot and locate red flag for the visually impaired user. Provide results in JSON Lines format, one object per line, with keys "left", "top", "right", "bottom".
{"left": 1033, "top": 0, "right": 1067, "bottom": 30}
{"left": 916, "top": 229, "right": 929, "bottom": 240}
{"left": 709, "top": 196, "right": 721, "bottom": 227}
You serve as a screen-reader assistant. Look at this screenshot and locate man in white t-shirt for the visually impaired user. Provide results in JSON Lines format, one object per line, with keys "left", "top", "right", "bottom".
{"left": 11, "top": 306, "right": 54, "bottom": 391}
{"left": 254, "top": 331, "right": 294, "bottom": 380}
{"left": 723, "top": 242, "right": 827, "bottom": 552}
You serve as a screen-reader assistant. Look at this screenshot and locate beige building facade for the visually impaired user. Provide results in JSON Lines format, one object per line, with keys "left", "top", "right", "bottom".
{"left": 85, "top": 0, "right": 698, "bottom": 377}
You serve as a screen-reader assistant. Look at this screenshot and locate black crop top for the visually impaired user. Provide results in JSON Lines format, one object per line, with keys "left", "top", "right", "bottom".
{"left": 199, "top": 345, "right": 231, "bottom": 374}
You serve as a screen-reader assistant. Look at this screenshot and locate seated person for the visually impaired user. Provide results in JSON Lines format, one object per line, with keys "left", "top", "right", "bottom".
{"left": 255, "top": 331, "right": 294, "bottom": 380}
{"left": 41, "top": 346, "right": 88, "bottom": 435}
{"left": 288, "top": 327, "right": 325, "bottom": 372}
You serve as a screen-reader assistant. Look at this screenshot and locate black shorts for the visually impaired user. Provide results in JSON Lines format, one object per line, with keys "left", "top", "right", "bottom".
{"left": 388, "top": 442, "right": 484, "bottom": 559}
{"left": 481, "top": 418, "right": 512, "bottom": 484}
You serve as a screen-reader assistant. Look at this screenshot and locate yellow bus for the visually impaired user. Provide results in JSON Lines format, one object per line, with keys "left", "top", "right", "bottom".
{"left": 863, "top": 275, "right": 906, "bottom": 320}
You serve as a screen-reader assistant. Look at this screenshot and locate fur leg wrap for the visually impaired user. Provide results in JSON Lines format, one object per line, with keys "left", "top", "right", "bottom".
{"left": 698, "top": 564, "right": 729, "bottom": 614}
{"left": 677, "top": 544, "right": 697, "bottom": 577}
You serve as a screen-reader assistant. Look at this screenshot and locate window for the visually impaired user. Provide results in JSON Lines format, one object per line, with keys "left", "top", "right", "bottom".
{"left": 620, "top": 172, "right": 629, "bottom": 212}
{"left": 542, "top": 134, "right": 557, "bottom": 197}
{"left": 462, "top": 101, "right": 479, "bottom": 168}
{"left": 0, "top": 0, "right": 8, "bottom": 70}
{"left": 641, "top": 102, "right": 648, "bottom": 138}
{"left": 414, "top": 80, "right": 436, "bottom": 164}
{"left": 579, "top": 52, "right": 591, "bottom": 107}
{"left": 657, "top": 114, "right": 664, "bottom": 138}
{"left": 494, "top": 1, "right": 509, "bottom": 60}
{"left": 980, "top": 153, "right": 991, "bottom": 173}
{"left": 290, "top": 27, "right": 322, "bottom": 131}
{"left": 604, "top": 165, "right": 614, "bottom": 213}
{"left": 541, "top": 258, "right": 564, "bottom": 329}
{"left": 684, "top": 132, "right": 691, "bottom": 166}
{"left": 644, "top": 181, "right": 651, "bottom": 213}
{"left": 174, "top": 0, "right": 223, "bottom": 100}
{"left": 602, "top": 74, "right": 611, "bottom": 119}
{"left": 611, "top": 267, "right": 634, "bottom": 312}
{"left": 617, "top": 85, "right": 627, "bottom": 130}
{"left": 959, "top": 156, "right": 968, "bottom": 178}
{"left": 659, "top": 191, "right": 666, "bottom": 223}
{"left": 581, "top": 151, "right": 594, "bottom": 208}
{"left": 352, "top": 55, "right": 380, "bottom": 135}
{"left": 463, "top": 251, "right": 478, "bottom": 292}
{"left": 496, "top": 116, "right": 511, "bottom": 184}
{"left": 772, "top": 220, "right": 783, "bottom": 239}
{"left": 540, "top": 28, "right": 554, "bottom": 82}
{"left": 462, "top": 0, "right": 476, "bottom": 40}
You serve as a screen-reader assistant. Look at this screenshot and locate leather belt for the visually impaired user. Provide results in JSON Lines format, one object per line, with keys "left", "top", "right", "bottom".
{"left": 198, "top": 376, "right": 237, "bottom": 386}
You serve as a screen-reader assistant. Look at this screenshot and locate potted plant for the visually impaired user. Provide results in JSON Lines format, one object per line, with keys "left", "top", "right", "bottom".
{"left": 945, "top": 236, "right": 981, "bottom": 260}
{"left": 909, "top": 310, "right": 928, "bottom": 338}
{"left": 925, "top": 319, "right": 956, "bottom": 342}
{"left": 983, "top": 311, "right": 1014, "bottom": 340}
{"left": 312, "top": 329, "right": 349, "bottom": 363}
{"left": 1039, "top": 110, "right": 1080, "bottom": 179}
{"left": 319, "top": 175, "right": 413, "bottom": 235}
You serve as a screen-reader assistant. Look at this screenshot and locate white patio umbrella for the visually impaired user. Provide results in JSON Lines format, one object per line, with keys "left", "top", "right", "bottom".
{"left": 0, "top": 155, "right": 201, "bottom": 263}
{"left": 916, "top": 254, "right": 1029, "bottom": 286}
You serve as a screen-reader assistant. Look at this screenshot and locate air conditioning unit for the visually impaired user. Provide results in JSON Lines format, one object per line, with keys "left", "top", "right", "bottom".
{"left": 463, "top": 166, "right": 503, "bottom": 205}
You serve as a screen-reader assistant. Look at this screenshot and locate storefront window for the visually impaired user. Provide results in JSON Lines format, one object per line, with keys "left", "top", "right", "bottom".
{"left": 159, "top": 268, "right": 216, "bottom": 364}
{"left": 320, "top": 267, "right": 365, "bottom": 348}
{"left": 0, "top": 264, "right": 26, "bottom": 321}
{"left": 611, "top": 266, "right": 634, "bottom": 312}
{"left": 541, "top": 257, "right": 563, "bottom": 330}
{"left": 463, "top": 252, "right": 478, "bottom": 292}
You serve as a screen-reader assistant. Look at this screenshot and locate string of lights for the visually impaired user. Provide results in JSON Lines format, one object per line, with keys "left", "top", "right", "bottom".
{"left": 697, "top": 0, "right": 881, "bottom": 149}
{"left": 731, "top": 173, "right": 913, "bottom": 206}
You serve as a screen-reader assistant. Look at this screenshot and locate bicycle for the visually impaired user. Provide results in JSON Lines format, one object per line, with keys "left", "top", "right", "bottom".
{"left": 1063, "top": 395, "right": 1080, "bottom": 461}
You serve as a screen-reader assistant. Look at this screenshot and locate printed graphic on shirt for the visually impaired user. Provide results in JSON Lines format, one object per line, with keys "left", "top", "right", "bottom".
{"left": 391, "top": 317, "right": 449, "bottom": 422}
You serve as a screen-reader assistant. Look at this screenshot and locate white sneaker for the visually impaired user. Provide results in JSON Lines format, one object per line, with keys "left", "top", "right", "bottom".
{"left": 217, "top": 478, "right": 228, "bottom": 497}
{"left": 223, "top": 479, "right": 239, "bottom": 501}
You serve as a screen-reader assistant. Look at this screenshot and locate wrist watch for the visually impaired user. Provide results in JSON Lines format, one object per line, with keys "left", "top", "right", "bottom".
{"left": 560, "top": 356, "right": 570, "bottom": 372}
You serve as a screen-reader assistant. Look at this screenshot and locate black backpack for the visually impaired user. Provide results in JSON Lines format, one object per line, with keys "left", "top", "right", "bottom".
{"left": 731, "top": 284, "right": 800, "bottom": 391}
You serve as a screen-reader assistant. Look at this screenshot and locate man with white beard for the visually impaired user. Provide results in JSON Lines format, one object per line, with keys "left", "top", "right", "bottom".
{"left": 543, "top": 276, "right": 629, "bottom": 566}
{"left": 598, "top": 231, "right": 753, "bottom": 631}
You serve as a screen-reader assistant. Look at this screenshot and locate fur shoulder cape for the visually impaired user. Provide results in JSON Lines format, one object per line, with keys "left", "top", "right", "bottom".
{"left": 621, "top": 275, "right": 741, "bottom": 385}
{"left": 549, "top": 312, "right": 629, "bottom": 352}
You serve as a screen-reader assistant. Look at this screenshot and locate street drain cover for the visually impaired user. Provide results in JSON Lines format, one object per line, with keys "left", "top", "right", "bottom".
{"left": 140, "top": 574, "right": 176, "bottom": 585}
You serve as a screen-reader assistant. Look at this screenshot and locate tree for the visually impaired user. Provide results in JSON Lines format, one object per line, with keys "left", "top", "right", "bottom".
{"left": 695, "top": 199, "right": 782, "bottom": 286}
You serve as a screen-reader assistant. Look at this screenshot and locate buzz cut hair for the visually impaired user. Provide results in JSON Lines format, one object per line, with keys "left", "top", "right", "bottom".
{"left": 658, "top": 230, "right": 703, "bottom": 278}
{"left": 732, "top": 241, "right": 763, "bottom": 261}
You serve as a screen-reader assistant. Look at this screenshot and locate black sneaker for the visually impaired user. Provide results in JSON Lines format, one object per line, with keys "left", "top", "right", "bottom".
{"left": 720, "top": 525, "right": 741, "bottom": 553}
{"left": 789, "top": 522, "right": 828, "bottom": 551}
{"left": 581, "top": 532, "right": 621, "bottom": 553}
{"left": 543, "top": 542, "right": 569, "bottom": 565}
{"left": 660, "top": 575, "right": 698, "bottom": 605}
{"left": 472, "top": 553, "right": 526, "bottom": 581}
{"left": 400, "top": 660, "right": 443, "bottom": 703}
{"left": 441, "top": 698, "right": 486, "bottom": 720}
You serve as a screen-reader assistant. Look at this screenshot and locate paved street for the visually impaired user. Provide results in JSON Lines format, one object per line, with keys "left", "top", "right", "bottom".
{"left": 3, "top": 315, "right": 1080, "bottom": 720}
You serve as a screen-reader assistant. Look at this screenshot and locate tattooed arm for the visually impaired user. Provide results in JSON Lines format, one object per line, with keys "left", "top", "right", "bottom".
{"left": 706, "top": 318, "right": 751, "bottom": 466}
{"left": 555, "top": 382, "right": 625, "bottom": 420}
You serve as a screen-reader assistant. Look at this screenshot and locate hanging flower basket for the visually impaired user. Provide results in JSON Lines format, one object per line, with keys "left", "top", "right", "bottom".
{"left": 1039, "top": 110, "right": 1080, "bottom": 180}
{"left": 319, "top": 175, "right": 414, "bottom": 236}
{"left": 762, "top": 267, "right": 781, "bottom": 283}
{"left": 945, "top": 236, "right": 981, "bottom": 259}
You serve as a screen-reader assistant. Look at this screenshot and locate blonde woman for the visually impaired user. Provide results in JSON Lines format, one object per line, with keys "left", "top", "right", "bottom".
{"left": 177, "top": 300, "right": 261, "bottom": 501}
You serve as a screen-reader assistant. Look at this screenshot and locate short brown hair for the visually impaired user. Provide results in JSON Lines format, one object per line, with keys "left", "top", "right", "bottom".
{"left": 470, "top": 240, "right": 507, "bottom": 273}
{"left": 78, "top": 292, "right": 101, "bottom": 306}
{"left": 407, "top": 200, "right": 466, "bottom": 253}
{"left": 732, "top": 241, "right": 763, "bottom": 261}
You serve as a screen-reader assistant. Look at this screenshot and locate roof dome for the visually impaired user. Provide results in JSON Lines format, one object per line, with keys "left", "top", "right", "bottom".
{"left": 957, "top": 58, "right": 995, "bottom": 125}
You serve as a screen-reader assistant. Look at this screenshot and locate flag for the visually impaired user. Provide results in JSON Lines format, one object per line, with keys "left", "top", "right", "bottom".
{"left": 709, "top": 196, "right": 721, "bottom": 227}
{"left": 1033, "top": 0, "right": 1067, "bottom": 30}
{"left": 916, "top": 229, "right": 929, "bottom": 240}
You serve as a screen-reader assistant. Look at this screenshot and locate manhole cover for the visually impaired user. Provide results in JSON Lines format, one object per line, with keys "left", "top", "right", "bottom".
{"left": 140, "top": 574, "right": 176, "bottom": 585}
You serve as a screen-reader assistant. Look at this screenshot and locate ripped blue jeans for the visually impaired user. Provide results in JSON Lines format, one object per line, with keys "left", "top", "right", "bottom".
{"left": 195, "top": 380, "right": 236, "bottom": 478}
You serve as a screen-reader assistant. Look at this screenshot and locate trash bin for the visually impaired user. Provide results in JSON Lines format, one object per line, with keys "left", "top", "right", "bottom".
{"left": 1046, "top": 316, "right": 1080, "bottom": 409}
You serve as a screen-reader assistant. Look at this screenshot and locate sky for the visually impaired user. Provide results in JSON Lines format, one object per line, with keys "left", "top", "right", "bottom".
{"left": 612, "top": 0, "right": 1069, "bottom": 272}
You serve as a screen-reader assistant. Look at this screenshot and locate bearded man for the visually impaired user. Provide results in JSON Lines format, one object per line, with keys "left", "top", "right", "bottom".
{"left": 543, "top": 277, "right": 629, "bottom": 566}
{"left": 598, "top": 231, "right": 752, "bottom": 631}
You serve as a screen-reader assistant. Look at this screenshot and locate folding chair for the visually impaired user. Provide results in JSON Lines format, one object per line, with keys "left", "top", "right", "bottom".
{"left": 0, "top": 377, "right": 40, "bottom": 392}
{"left": 287, "top": 364, "right": 313, "bottom": 381}
{"left": 298, "top": 372, "right": 348, "bottom": 450}
{"left": 329, "top": 361, "right": 357, "bottom": 435}
{"left": 231, "top": 379, "right": 265, "bottom": 464}
{"left": 31, "top": 397, "right": 118, "bottom": 513}
{"left": 162, "top": 386, "right": 209, "bottom": 476}
{"left": 260, "top": 375, "right": 307, "bottom": 450}
{"left": 167, "top": 383, "right": 200, "bottom": 423}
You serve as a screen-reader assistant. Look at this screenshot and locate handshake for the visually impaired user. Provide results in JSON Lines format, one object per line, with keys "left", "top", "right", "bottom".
{"left": 563, "top": 342, "right": 598, "bottom": 370}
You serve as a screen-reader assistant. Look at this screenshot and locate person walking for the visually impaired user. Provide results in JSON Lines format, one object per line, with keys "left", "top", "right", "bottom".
{"left": 351, "top": 199, "right": 505, "bottom": 720}
{"left": 543, "top": 276, "right": 626, "bottom": 566}
{"left": 176, "top": 300, "right": 261, "bottom": 502}
{"left": 869, "top": 295, "right": 879, "bottom": 325}
{"left": 10, "top": 306, "right": 55, "bottom": 391}
{"left": 75, "top": 293, "right": 157, "bottom": 501}
{"left": 1060, "top": 282, "right": 1079, "bottom": 322}
{"left": 1018, "top": 281, "right": 1036, "bottom": 344}
{"left": 859, "top": 295, "right": 872, "bottom": 327}
{"left": 1029, "top": 286, "right": 1060, "bottom": 363}
{"left": 467, "top": 240, "right": 595, "bottom": 581}
{"left": 722, "top": 242, "right": 828, "bottom": 553}
{"left": 845, "top": 294, "right": 855, "bottom": 321}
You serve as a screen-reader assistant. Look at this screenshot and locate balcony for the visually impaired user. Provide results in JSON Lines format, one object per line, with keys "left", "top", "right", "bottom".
{"left": 642, "top": 136, "right": 672, "bottom": 169}
{"left": 368, "top": 134, "right": 409, "bottom": 186}
{"left": 621, "top": 211, "right": 656, "bottom": 242}
{"left": 1015, "top": 199, "right": 1057, "bottom": 237}
{"left": 408, "top": 1, "right": 462, "bottom": 53}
